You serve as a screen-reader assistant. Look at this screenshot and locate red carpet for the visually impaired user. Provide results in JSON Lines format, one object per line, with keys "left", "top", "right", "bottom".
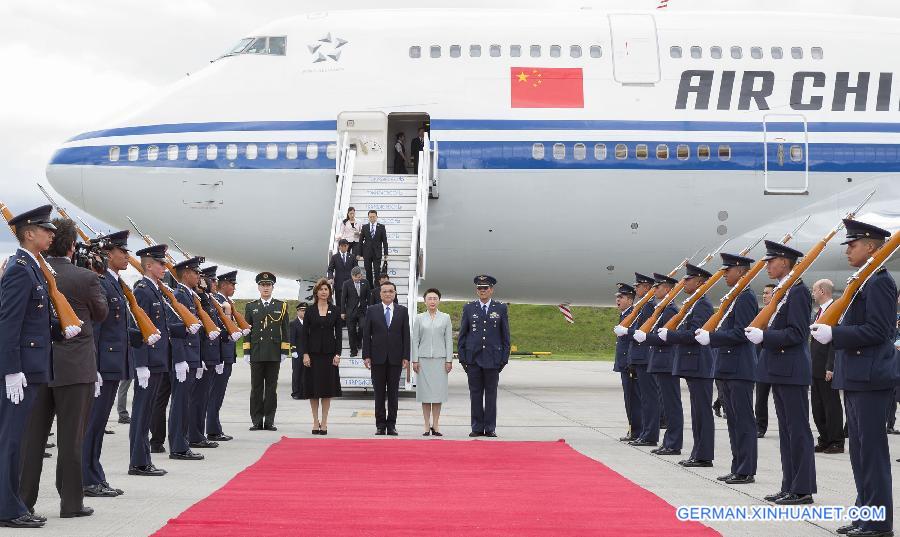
{"left": 153, "top": 438, "right": 719, "bottom": 537}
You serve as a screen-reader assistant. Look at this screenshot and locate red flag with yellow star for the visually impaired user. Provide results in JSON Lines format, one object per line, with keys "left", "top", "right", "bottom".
{"left": 510, "top": 67, "right": 584, "bottom": 108}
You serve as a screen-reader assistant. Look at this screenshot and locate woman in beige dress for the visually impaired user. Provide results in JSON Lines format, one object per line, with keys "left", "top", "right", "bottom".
{"left": 411, "top": 288, "right": 453, "bottom": 436}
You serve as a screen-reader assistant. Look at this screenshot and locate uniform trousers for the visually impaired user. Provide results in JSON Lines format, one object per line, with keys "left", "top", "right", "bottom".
{"left": 772, "top": 384, "right": 816, "bottom": 495}
{"left": 116, "top": 379, "right": 131, "bottom": 418}
{"left": 206, "top": 363, "right": 232, "bottom": 436}
{"left": 720, "top": 379, "right": 758, "bottom": 476}
{"left": 845, "top": 389, "right": 893, "bottom": 533}
{"left": 755, "top": 382, "right": 771, "bottom": 434}
{"left": 129, "top": 373, "right": 162, "bottom": 467}
{"left": 633, "top": 364, "right": 660, "bottom": 443}
{"left": 466, "top": 363, "right": 499, "bottom": 434}
{"left": 188, "top": 369, "right": 214, "bottom": 443}
{"left": 249, "top": 361, "right": 280, "bottom": 427}
{"left": 82, "top": 380, "right": 119, "bottom": 487}
{"left": 0, "top": 384, "right": 37, "bottom": 520}
{"left": 20, "top": 382, "right": 93, "bottom": 514}
{"left": 168, "top": 371, "right": 196, "bottom": 454}
{"left": 620, "top": 370, "right": 642, "bottom": 436}
{"left": 810, "top": 376, "right": 844, "bottom": 447}
{"left": 654, "top": 372, "right": 682, "bottom": 450}
{"left": 149, "top": 372, "right": 171, "bottom": 448}
{"left": 685, "top": 377, "right": 715, "bottom": 461}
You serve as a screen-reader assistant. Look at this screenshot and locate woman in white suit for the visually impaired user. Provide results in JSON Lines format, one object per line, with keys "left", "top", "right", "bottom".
{"left": 411, "top": 288, "right": 453, "bottom": 436}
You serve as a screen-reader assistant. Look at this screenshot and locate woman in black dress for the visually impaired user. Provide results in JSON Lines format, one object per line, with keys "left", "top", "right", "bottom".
{"left": 302, "top": 278, "right": 342, "bottom": 434}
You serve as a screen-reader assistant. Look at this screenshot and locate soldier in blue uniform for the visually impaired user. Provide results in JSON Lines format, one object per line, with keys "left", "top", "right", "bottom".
{"left": 745, "top": 241, "right": 816, "bottom": 505}
{"left": 0, "top": 205, "right": 57, "bottom": 528}
{"left": 615, "top": 273, "right": 658, "bottom": 445}
{"left": 812, "top": 219, "right": 897, "bottom": 537}
{"left": 613, "top": 283, "right": 641, "bottom": 441}
{"left": 169, "top": 256, "right": 208, "bottom": 461}
{"left": 457, "top": 275, "right": 510, "bottom": 437}
{"left": 130, "top": 244, "right": 185, "bottom": 477}
{"left": 664, "top": 264, "right": 716, "bottom": 468}
{"left": 697, "top": 253, "right": 759, "bottom": 483}
{"left": 206, "top": 270, "right": 240, "bottom": 442}
{"left": 188, "top": 265, "right": 224, "bottom": 450}
{"left": 635, "top": 273, "right": 681, "bottom": 453}
{"left": 83, "top": 230, "right": 144, "bottom": 497}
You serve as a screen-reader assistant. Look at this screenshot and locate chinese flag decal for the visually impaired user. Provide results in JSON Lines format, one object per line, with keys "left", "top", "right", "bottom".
{"left": 510, "top": 67, "right": 584, "bottom": 108}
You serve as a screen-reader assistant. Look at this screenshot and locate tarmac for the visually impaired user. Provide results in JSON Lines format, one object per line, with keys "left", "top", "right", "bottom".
{"left": 10, "top": 360, "right": 898, "bottom": 537}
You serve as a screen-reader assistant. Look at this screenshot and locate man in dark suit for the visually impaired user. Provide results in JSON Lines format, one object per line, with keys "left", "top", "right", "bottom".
{"left": 410, "top": 127, "right": 426, "bottom": 172}
{"left": 368, "top": 274, "right": 394, "bottom": 306}
{"left": 809, "top": 279, "right": 844, "bottom": 454}
{"left": 341, "top": 267, "right": 369, "bottom": 357}
{"left": 327, "top": 239, "right": 356, "bottom": 313}
{"left": 362, "top": 281, "right": 410, "bottom": 435}
{"left": 20, "top": 218, "right": 107, "bottom": 520}
{"left": 359, "top": 210, "right": 388, "bottom": 289}
{"left": 289, "top": 302, "right": 307, "bottom": 399}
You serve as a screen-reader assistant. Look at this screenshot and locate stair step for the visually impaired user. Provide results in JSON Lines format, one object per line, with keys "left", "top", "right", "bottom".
{"left": 353, "top": 175, "right": 418, "bottom": 185}
{"left": 350, "top": 201, "right": 417, "bottom": 212}
{"left": 351, "top": 184, "right": 418, "bottom": 194}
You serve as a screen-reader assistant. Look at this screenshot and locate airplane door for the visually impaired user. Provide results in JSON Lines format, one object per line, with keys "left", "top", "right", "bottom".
{"left": 337, "top": 111, "right": 387, "bottom": 175}
{"left": 763, "top": 114, "right": 809, "bottom": 195}
{"left": 608, "top": 14, "right": 660, "bottom": 85}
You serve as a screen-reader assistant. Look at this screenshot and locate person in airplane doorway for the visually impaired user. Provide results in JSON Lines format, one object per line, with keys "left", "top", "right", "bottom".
{"left": 206, "top": 270, "right": 240, "bottom": 442}
{"left": 301, "top": 279, "right": 342, "bottom": 435}
{"left": 812, "top": 219, "right": 897, "bottom": 537}
{"left": 755, "top": 283, "right": 777, "bottom": 438}
{"left": 612, "top": 283, "right": 641, "bottom": 442}
{"left": 410, "top": 126, "right": 426, "bottom": 172}
{"left": 697, "top": 253, "right": 759, "bottom": 485}
{"left": 745, "top": 241, "right": 816, "bottom": 506}
{"left": 458, "top": 275, "right": 510, "bottom": 438}
{"left": 186, "top": 265, "right": 223, "bottom": 451}
{"left": 289, "top": 303, "right": 308, "bottom": 400}
{"left": 244, "top": 272, "right": 292, "bottom": 432}
{"left": 392, "top": 132, "right": 408, "bottom": 174}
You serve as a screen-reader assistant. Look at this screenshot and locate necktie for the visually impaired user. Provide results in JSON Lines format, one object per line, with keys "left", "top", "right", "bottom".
{"left": 385, "top": 306, "right": 391, "bottom": 326}
{"left": 482, "top": 304, "right": 488, "bottom": 316}
{"left": 815, "top": 307, "right": 822, "bottom": 321}
{"left": 342, "top": 253, "right": 346, "bottom": 263}
{"left": 355, "top": 282, "right": 360, "bottom": 295}
{"left": 371, "top": 225, "right": 375, "bottom": 238}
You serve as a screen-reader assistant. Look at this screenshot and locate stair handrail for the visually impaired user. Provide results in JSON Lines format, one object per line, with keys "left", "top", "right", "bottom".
{"left": 327, "top": 132, "right": 354, "bottom": 262}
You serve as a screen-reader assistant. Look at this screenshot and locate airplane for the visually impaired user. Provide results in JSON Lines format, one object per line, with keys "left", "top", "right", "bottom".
{"left": 46, "top": 5, "right": 900, "bottom": 309}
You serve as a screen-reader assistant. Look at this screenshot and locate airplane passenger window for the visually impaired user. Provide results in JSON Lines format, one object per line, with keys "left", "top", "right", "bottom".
{"left": 108, "top": 146, "right": 120, "bottom": 162}
{"left": 656, "top": 144, "right": 669, "bottom": 160}
{"left": 186, "top": 145, "right": 198, "bottom": 161}
{"left": 573, "top": 143, "right": 586, "bottom": 160}
{"left": 286, "top": 143, "right": 298, "bottom": 160}
{"left": 690, "top": 46, "right": 701, "bottom": 59}
{"left": 266, "top": 143, "right": 278, "bottom": 160}
{"left": 226, "top": 144, "right": 238, "bottom": 160}
{"left": 530, "top": 45, "right": 541, "bottom": 58}
{"left": 791, "top": 47, "right": 803, "bottom": 59}
{"left": 450, "top": 45, "right": 461, "bottom": 58}
{"left": 811, "top": 47, "right": 823, "bottom": 59}
{"left": 510, "top": 45, "right": 522, "bottom": 57}
{"left": 697, "top": 144, "right": 710, "bottom": 160}
{"left": 670, "top": 46, "right": 682, "bottom": 59}
{"left": 615, "top": 144, "right": 627, "bottom": 160}
{"left": 430, "top": 45, "right": 441, "bottom": 58}
{"left": 751, "top": 46, "right": 763, "bottom": 59}
{"left": 409, "top": 46, "right": 421, "bottom": 58}
{"left": 306, "top": 143, "right": 318, "bottom": 160}
{"left": 771, "top": 47, "right": 783, "bottom": 59}
{"left": 570, "top": 45, "right": 582, "bottom": 58}
{"left": 470, "top": 45, "right": 481, "bottom": 57}
{"left": 532, "top": 143, "right": 545, "bottom": 160}
{"left": 326, "top": 143, "right": 337, "bottom": 159}
{"left": 790, "top": 145, "right": 803, "bottom": 162}
{"left": 127, "top": 146, "right": 139, "bottom": 162}
{"left": 710, "top": 46, "right": 722, "bottom": 59}
{"left": 589, "top": 45, "right": 602, "bottom": 58}
{"left": 205, "top": 144, "right": 217, "bottom": 160}
{"left": 245, "top": 144, "right": 257, "bottom": 160}
{"left": 676, "top": 144, "right": 690, "bottom": 160}
{"left": 147, "top": 145, "right": 159, "bottom": 161}
{"left": 550, "top": 45, "right": 561, "bottom": 58}
{"left": 268, "top": 37, "right": 286, "bottom": 56}
{"left": 490, "top": 45, "right": 501, "bottom": 57}
{"left": 167, "top": 145, "right": 178, "bottom": 160}
{"left": 594, "top": 143, "right": 607, "bottom": 160}
{"left": 636, "top": 144, "right": 649, "bottom": 160}
{"left": 730, "top": 46, "right": 742, "bottom": 59}
{"left": 552, "top": 143, "right": 565, "bottom": 160}
{"left": 718, "top": 145, "right": 731, "bottom": 161}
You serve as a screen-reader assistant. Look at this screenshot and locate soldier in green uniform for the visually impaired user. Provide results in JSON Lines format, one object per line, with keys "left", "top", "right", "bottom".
{"left": 243, "top": 272, "right": 292, "bottom": 431}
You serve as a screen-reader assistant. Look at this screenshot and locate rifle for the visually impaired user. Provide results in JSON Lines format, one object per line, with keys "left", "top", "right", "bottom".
{"left": 618, "top": 248, "right": 700, "bottom": 329}
{"left": 817, "top": 229, "right": 900, "bottom": 326}
{"left": 638, "top": 241, "right": 729, "bottom": 333}
{"left": 167, "top": 236, "right": 243, "bottom": 339}
{"left": 748, "top": 191, "right": 875, "bottom": 330}
{"left": 38, "top": 185, "right": 161, "bottom": 344}
{"left": 702, "top": 217, "right": 809, "bottom": 332}
{"left": 663, "top": 234, "right": 766, "bottom": 331}
{"left": 0, "top": 202, "right": 82, "bottom": 338}
{"left": 128, "top": 217, "right": 219, "bottom": 337}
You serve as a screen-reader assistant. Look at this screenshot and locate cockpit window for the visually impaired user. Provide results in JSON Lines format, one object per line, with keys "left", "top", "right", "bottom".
{"left": 223, "top": 36, "right": 287, "bottom": 58}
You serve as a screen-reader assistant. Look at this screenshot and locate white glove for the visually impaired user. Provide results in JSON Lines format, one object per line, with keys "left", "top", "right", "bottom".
{"left": 242, "top": 328, "right": 251, "bottom": 337}
{"left": 174, "top": 361, "right": 189, "bottom": 382}
{"left": 64, "top": 325, "right": 81, "bottom": 339}
{"left": 292, "top": 352, "right": 298, "bottom": 359}
{"left": 208, "top": 330, "right": 221, "bottom": 341}
{"left": 613, "top": 325, "right": 628, "bottom": 337}
{"left": 215, "top": 363, "right": 224, "bottom": 375}
{"left": 147, "top": 332, "right": 162, "bottom": 345}
{"left": 5, "top": 372, "right": 26, "bottom": 405}
{"left": 94, "top": 372, "right": 103, "bottom": 398}
{"left": 280, "top": 354, "right": 289, "bottom": 363}
{"left": 187, "top": 323, "right": 201, "bottom": 335}
{"left": 633, "top": 330, "right": 647, "bottom": 343}
{"left": 230, "top": 331, "right": 242, "bottom": 342}
{"left": 195, "top": 367, "right": 204, "bottom": 379}
{"left": 810, "top": 324, "right": 833, "bottom": 344}
{"left": 657, "top": 328, "right": 668, "bottom": 342}
{"left": 694, "top": 329, "right": 711, "bottom": 346}
{"left": 745, "top": 327, "right": 764, "bottom": 345}
{"left": 135, "top": 367, "right": 151, "bottom": 389}
{"left": 243, "top": 355, "right": 250, "bottom": 365}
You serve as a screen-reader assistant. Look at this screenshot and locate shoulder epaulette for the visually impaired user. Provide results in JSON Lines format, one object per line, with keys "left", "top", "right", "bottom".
{"left": 876, "top": 266, "right": 888, "bottom": 274}
{"left": 15, "top": 258, "right": 26, "bottom": 266}
{"left": 136, "top": 282, "right": 146, "bottom": 288}
{"left": 98, "top": 274, "right": 106, "bottom": 280}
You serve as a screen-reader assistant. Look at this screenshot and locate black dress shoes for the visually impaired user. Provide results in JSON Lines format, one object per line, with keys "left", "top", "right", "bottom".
{"left": 118, "top": 414, "right": 131, "bottom": 424}
{"left": 619, "top": 435, "right": 636, "bottom": 442}
{"left": 376, "top": 428, "right": 386, "bottom": 435}
{"left": 679, "top": 459, "right": 713, "bottom": 467}
{"left": 484, "top": 431, "right": 497, "bottom": 437}
{"left": 764, "top": 491, "right": 788, "bottom": 502}
{"left": 128, "top": 465, "right": 166, "bottom": 476}
{"left": 469, "top": 431, "right": 483, "bottom": 437}
{"left": 84, "top": 484, "right": 118, "bottom": 497}
{"left": 150, "top": 444, "right": 166, "bottom": 454}
{"left": 725, "top": 474, "right": 755, "bottom": 485}
{"left": 27, "top": 512, "right": 47, "bottom": 523}
{"left": 101, "top": 482, "right": 124, "bottom": 496}
{"left": 653, "top": 448, "right": 681, "bottom": 456}
{"left": 264, "top": 425, "right": 278, "bottom": 431}
{"left": 628, "top": 439, "right": 657, "bottom": 447}
{"left": 169, "top": 450, "right": 204, "bottom": 461}
{"left": 387, "top": 428, "right": 399, "bottom": 436}
{"left": 189, "top": 440, "right": 219, "bottom": 449}
{"left": 60, "top": 506, "right": 94, "bottom": 518}
{"left": 814, "top": 443, "right": 827, "bottom": 453}
{"left": 104, "top": 429, "right": 115, "bottom": 435}
{"left": 0, "top": 515, "right": 44, "bottom": 528}
{"left": 208, "top": 433, "right": 233, "bottom": 442}
{"left": 249, "top": 424, "right": 262, "bottom": 431}
{"left": 45, "top": 442, "right": 56, "bottom": 449}
{"left": 716, "top": 473, "right": 735, "bottom": 481}
{"left": 430, "top": 428, "right": 443, "bottom": 437}
{"left": 774, "top": 493, "right": 813, "bottom": 505}
{"left": 757, "top": 430, "right": 766, "bottom": 438}
{"left": 846, "top": 528, "right": 893, "bottom": 537}
{"left": 836, "top": 525, "right": 857, "bottom": 535}
{"left": 823, "top": 444, "right": 845, "bottom": 454}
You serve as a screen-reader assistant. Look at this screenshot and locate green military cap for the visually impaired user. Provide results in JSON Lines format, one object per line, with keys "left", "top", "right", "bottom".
{"left": 256, "top": 272, "right": 276, "bottom": 284}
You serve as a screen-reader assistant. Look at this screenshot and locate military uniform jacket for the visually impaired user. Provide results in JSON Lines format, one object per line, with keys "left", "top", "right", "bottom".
{"left": 132, "top": 276, "right": 186, "bottom": 374}
{"left": 173, "top": 283, "right": 201, "bottom": 368}
{"left": 832, "top": 268, "right": 899, "bottom": 391}
{"left": 244, "top": 298, "right": 291, "bottom": 362}
{"left": 645, "top": 304, "right": 678, "bottom": 374}
{"left": 710, "top": 287, "right": 759, "bottom": 381}
{"left": 458, "top": 300, "right": 511, "bottom": 369}
{"left": 94, "top": 274, "right": 142, "bottom": 381}
{"left": 626, "top": 299, "right": 655, "bottom": 366}
{"left": 613, "top": 307, "right": 633, "bottom": 373}
{"left": 198, "top": 290, "right": 223, "bottom": 366}
{"left": 756, "top": 280, "right": 812, "bottom": 385}
{"left": 0, "top": 249, "right": 58, "bottom": 384}
{"left": 214, "top": 292, "right": 237, "bottom": 364}
{"left": 669, "top": 296, "right": 715, "bottom": 379}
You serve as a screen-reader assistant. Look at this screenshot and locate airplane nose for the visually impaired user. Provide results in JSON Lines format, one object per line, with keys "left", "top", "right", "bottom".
{"left": 46, "top": 148, "right": 84, "bottom": 207}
